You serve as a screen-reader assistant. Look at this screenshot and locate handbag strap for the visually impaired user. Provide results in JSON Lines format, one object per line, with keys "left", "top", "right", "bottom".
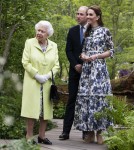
{"left": 51, "top": 70, "right": 55, "bottom": 85}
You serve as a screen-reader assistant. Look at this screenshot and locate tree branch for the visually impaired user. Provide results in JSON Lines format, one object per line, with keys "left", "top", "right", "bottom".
{"left": 0, "top": 23, "right": 19, "bottom": 72}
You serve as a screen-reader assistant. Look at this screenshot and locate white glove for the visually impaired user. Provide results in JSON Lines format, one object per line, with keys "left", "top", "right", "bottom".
{"left": 34, "top": 74, "right": 44, "bottom": 84}
{"left": 35, "top": 74, "right": 50, "bottom": 84}
{"left": 42, "top": 74, "right": 50, "bottom": 82}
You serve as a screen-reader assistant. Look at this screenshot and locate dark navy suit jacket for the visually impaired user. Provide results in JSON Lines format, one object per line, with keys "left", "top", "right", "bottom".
{"left": 66, "top": 25, "right": 83, "bottom": 77}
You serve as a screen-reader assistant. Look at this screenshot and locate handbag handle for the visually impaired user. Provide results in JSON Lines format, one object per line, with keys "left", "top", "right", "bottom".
{"left": 51, "top": 70, "right": 55, "bottom": 85}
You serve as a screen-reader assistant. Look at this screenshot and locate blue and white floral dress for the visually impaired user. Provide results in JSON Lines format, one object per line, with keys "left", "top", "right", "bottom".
{"left": 74, "top": 26, "right": 114, "bottom": 131}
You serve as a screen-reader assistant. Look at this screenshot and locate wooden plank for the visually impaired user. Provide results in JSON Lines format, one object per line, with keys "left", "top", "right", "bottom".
{"left": 0, "top": 119, "right": 107, "bottom": 150}
{"left": 40, "top": 119, "right": 107, "bottom": 150}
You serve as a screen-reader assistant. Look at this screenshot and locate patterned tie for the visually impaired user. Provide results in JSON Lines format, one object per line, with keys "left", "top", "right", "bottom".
{"left": 80, "top": 26, "right": 84, "bottom": 44}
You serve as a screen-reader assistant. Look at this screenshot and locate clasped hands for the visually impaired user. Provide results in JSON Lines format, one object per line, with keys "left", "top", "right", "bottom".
{"left": 79, "top": 53, "right": 97, "bottom": 62}
{"left": 34, "top": 74, "right": 50, "bottom": 84}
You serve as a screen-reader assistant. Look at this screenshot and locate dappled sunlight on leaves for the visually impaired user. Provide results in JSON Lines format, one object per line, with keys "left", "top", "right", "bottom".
{"left": 3, "top": 115, "right": 14, "bottom": 126}
{"left": 0, "top": 57, "right": 6, "bottom": 66}
{"left": 0, "top": 70, "right": 23, "bottom": 92}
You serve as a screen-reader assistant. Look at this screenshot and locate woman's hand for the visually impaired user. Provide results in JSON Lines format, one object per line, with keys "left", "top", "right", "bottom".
{"left": 34, "top": 74, "right": 50, "bottom": 84}
{"left": 88, "top": 54, "right": 98, "bottom": 61}
{"left": 79, "top": 53, "right": 89, "bottom": 62}
{"left": 80, "top": 53, "right": 98, "bottom": 62}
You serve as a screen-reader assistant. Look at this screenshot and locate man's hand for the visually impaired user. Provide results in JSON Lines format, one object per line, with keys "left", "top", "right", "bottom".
{"left": 75, "top": 64, "right": 82, "bottom": 73}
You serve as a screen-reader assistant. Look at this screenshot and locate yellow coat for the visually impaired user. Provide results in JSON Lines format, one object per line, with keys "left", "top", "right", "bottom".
{"left": 21, "top": 38, "right": 60, "bottom": 119}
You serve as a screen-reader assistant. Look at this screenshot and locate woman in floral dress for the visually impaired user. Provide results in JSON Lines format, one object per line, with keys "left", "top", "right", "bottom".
{"left": 74, "top": 5, "right": 114, "bottom": 144}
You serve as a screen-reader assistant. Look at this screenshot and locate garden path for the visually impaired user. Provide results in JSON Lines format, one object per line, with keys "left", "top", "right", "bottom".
{"left": 40, "top": 119, "right": 107, "bottom": 150}
{"left": 0, "top": 119, "right": 107, "bottom": 150}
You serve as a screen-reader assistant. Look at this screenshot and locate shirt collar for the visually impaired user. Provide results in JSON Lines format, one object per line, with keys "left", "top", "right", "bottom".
{"left": 80, "top": 23, "right": 88, "bottom": 29}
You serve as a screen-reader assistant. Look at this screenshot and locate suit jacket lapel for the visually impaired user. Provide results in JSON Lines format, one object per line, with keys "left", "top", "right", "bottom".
{"left": 75, "top": 25, "right": 83, "bottom": 47}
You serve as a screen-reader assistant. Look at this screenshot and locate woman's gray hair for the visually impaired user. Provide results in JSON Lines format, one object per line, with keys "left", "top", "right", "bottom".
{"left": 35, "top": 20, "right": 54, "bottom": 37}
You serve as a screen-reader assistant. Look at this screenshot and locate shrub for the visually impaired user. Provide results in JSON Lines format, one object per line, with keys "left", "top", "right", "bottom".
{"left": 0, "top": 78, "right": 25, "bottom": 139}
{"left": 53, "top": 101, "right": 66, "bottom": 119}
{"left": 102, "top": 96, "right": 134, "bottom": 150}
{"left": 0, "top": 138, "right": 40, "bottom": 150}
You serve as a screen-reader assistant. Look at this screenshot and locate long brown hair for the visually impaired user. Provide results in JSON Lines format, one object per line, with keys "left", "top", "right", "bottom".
{"left": 85, "top": 5, "right": 104, "bottom": 37}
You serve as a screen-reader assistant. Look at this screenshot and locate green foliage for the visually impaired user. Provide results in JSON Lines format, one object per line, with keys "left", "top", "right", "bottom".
{"left": 125, "top": 111, "right": 134, "bottom": 127}
{"left": 1, "top": 0, "right": 134, "bottom": 80}
{"left": 104, "top": 127, "right": 134, "bottom": 150}
{"left": 53, "top": 101, "right": 66, "bottom": 119}
{"left": 107, "top": 96, "right": 132, "bottom": 125}
{"left": 94, "top": 96, "right": 132, "bottom": 125}
{"left": 0, "top": 138, "right": 40, "bottom": 150}
{"left": 97, "top": 96, "right": 134, "bottom": 126}
{"left": 100, "top": 96, "right": 134, "bottom": 150}
{"left": 0, "top": 79, "right": 25, "bottom": 139}
{"left": 1, "top": 1, "right": 134, "bottom": 146}
{"left": 115, "top": 47, "right": 134, "bottom": 74}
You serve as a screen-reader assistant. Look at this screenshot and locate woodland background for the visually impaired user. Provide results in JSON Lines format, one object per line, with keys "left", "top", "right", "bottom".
{"left": 0, "top": 0, "right": 134, "bottom": 142}
{"left": 0, "top": 0, "right": 134, "bottom": 82}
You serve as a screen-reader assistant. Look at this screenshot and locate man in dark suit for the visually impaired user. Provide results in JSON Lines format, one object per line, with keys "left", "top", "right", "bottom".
{"left": 59, "top": 6, "right": 88, "bottom": 140}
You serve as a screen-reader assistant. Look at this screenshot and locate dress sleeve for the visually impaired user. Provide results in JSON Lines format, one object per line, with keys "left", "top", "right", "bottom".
{"left": 105, "top": 28, "right": 114, "bottom": 58}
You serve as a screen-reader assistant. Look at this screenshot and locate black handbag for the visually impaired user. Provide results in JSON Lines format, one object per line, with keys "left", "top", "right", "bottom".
{"left": 50, "top": 70, "right": 59, "bottom": 102}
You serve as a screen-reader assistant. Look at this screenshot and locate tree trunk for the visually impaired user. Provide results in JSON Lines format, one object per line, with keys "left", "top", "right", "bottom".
{"left": 0, "top": 23, "right": 19, "bottom": 73}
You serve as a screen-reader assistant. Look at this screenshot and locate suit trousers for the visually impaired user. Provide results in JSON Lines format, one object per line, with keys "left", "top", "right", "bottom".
{"left": 63, "top": 71, "right": 80, "bottom": 134}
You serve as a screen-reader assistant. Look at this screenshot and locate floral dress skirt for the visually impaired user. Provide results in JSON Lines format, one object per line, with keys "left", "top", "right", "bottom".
{"left": 39, "top": 85, "right": 44, "bottom": 117}
{"left": 74, "top": 95, "right": 113, "bottom": 131}
{"left": 74, "top": 61, "right": 113, "bottom": 131}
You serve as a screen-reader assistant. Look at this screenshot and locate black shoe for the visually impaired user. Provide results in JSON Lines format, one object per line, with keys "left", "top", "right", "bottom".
{"left": 59, "top": 132, "right": 69, "bottom": 140}
{"left": 38, "top": 136, "right": 52, "bottom": 145}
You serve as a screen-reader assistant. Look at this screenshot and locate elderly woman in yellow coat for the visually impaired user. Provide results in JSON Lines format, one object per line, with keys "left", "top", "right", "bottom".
{"left": 21, "top": 20, "right": 60, "bottom": 145}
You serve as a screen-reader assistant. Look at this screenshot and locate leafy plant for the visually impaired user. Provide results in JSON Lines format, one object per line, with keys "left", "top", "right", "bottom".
{"left": 104, "top": 126, "right": 134, "bottom": 150}
{"left": 101, "top": 96, "right": 134, "bottom": 150}
{"left": 0, "top": 78, "right": 25, "bottom": 139}
{"left": 94, "top": 96, "right": 132, "bottom": 126}
{"left": 0, "top": 138, "right": 40, "bottom": 150}
{"left": 53, "top": 101, "right": 66, "bottom": 119}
